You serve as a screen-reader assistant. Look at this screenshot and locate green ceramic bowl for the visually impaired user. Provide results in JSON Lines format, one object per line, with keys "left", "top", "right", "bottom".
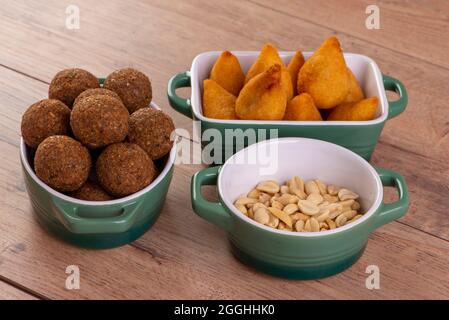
{"left": 168, "top": 51, "right": 408, "bottom": 163}
{"left": 20, "top": 102, "right": 176, "bottom": 249}
{"left": 191, "top": 138, "right": 409, "bottom": 279}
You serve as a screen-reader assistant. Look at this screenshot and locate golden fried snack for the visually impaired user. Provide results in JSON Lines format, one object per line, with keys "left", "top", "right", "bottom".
{"left": 236, "top": 64, "right": 287, "bottom": 120}
{"left": 287, "top": 51, "right": 305, "bottom": 96}
{"left": 298, "top": 36, "right": 349, "bottom": 109}
{"left": 245, "top": 43, "right": 293, "bottom": 100}
{"left": 210, "top": 51, "right": 245, "bottom": 96}
{"left": 328, "top": 97, "right": 378, "bottom": 121}
{"left": 343, "top": 68, "right": 364, "bottom": 103}
{"left": 284, "top": 93, "right": 322, "bottom": 121}
{"left": 202, "top": 79, "right": 237, "bottom": 119}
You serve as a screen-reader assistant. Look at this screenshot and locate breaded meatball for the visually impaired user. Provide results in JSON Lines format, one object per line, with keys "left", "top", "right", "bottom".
{"left": 21, "top": 99, "right": 71, "bottom": 148}
{"left": 48, "top": 68, "right": 99, "bottom": 107}
{"left": 96, "top": 143, "right": 156, "bottom": 197}
{"left": 128, "top": 108, "right": 175, "bottom": 160}
{"left": 104, "top": 68, "right": 152, "bottom": 113}
{"left": 69, "top": 181, "right": 114, "bottom": 201}
{"left": 34, "top": 135, "right": 91, "bottom": 192}
{"left": 73, "top": 88, "right": 121, "bottom": 106}
{"left": 70, "top": 95, "right": 129, "bottom": 149}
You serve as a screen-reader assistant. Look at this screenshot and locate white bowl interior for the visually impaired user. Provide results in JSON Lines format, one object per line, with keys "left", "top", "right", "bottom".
{"left": 190, "top": 51, "right": 388, "bottom": 125}
{"left": 218, "top": 138, "right": 383, "bottom": 235}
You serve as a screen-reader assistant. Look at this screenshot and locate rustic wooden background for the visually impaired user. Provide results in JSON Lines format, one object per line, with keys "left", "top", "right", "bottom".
{"left": 0, "top": 0, "right": 448, "bottom": 299}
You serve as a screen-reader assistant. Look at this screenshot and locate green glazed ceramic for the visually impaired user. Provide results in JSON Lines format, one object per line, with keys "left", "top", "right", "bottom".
{"left": 168, "top": 52, "right": 408, "bottom": 163}
{"left": 20, "top": 102, "right": 176, "bottom": 249}
{"left": 191, "top": 138, "right": 409, "bottom": 279}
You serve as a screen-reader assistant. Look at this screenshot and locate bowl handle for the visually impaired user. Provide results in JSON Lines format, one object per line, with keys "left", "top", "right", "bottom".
{"left": 191, "top": 166, "right": 233, "bottom": 232}
{"left": 370, "top": 167, "right": 409, "bottom": 231}
{"left": 167, "top": 71, "right": 193, "bottom": 119}
{"left": 52, "top": 198, "right": 142, "bottom": 234}
{"left": 383, "top": 74, "right": 408, "bottom": 120}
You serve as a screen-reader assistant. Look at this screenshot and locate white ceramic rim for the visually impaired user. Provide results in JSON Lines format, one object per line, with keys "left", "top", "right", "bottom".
{"left": 190, "top": 51, "right": 388, "bottom": 126}
{"left": 217, "top": 137, "right": 383, "bottom": 237}
{"left": 20, "top": 101, "right": 177, "bottom": 206}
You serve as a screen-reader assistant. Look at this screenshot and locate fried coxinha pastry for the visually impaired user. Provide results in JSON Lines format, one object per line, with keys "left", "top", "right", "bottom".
{"left": 287, "top": 51, "right": 305, "bottom": 96}
{"left": 236, "top": 64, "right": 286, "bottom": 120}
{"left": 210, "top": 51, "right": 245, "bottom": 96}
{"left": 245, "top": 43, "right": 293, "bottom": 101}
{"left": 298, "top": 36, "right": 349, "bottom": 109}
{"left": 203, "top": 79, "right": 237, "bottom": 119}
{"left": 328, "top": 97, "right": 378, "bottom": 121}
{"left": 284, "top": 93, "right": 322, "bottom": 121}
{"left": 342, "top": 68, "right": 364, "bottom": 104}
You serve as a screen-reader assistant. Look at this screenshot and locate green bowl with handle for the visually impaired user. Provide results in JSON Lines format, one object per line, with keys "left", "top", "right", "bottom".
{"left": 191, "top": 138, "right": 409, "bottom": 279}
{"left": 168, "top": 51, "right": 407, "bottom": 163}
{"left": 20, "top": 101, "right": 176, "bottom": 249}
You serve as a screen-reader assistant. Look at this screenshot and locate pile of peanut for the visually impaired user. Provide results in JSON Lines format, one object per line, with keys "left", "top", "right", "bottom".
{"left": 233, "top": 177, "right": 362, "bottom": 232}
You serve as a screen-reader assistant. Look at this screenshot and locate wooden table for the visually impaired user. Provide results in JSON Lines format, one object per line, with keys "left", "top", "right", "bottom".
{"left": 1, "top": 0, "right": 448, "bottom": 300}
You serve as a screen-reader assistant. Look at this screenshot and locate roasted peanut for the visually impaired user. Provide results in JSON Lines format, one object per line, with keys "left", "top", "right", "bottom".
{"left": 298, "top": 200, "right": 320, "bottom": 215}
{"left": 280, "top": 185, "right": 290, "bottom": 194}
{"left": 235, "top": 203, "right": 247, "bottom": 215}
{"left": 284, "top": 203, "right": 299, "bottom": 215}
{"left": 295, "top": 220, "right": 305, "bottom": 232}
{"left": 268, "top": 207, "right": 293, "bottom": 228}
{"left": 305, "top": 180, "right": 320, "bottom": 195}
{"left": 307, "top": 193, "right": 323, "bottom": 205}
{"left": 338, "top": 188, "right": 359, "bottom": 201}
{"left": 315, "top": 179, "right": 327, "bottom": 195}
{"left": 256, "top": 180, "right": 280, "bottom": 194}
{"left": 254, "top": 207, "right": 270, "bottom": 225}
{"left": 247, "top": 188, "right": 261, "bottom": 199}
{"left": 327, "top": 185, "right": 340, "bottom": 196}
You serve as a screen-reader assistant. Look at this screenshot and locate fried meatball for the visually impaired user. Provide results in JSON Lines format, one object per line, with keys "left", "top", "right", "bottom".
{"left": 104, "top": 68, "right": 152, "bottom": 113}
{"left": 21, "top": 99, "right": 71, "bottom": 148}
{"left": 34, "top": 135, "right": 91, "bottom": 192}
{"left": 48, "top": 68, "right": 100, "bottom": 107}
{"left": 69, "top": 181, "right": 114, "bottom": 201}
{"left": 96, "top": 143, "right": 156, "bottom": 197}
{"left": 128, "top": 108, "right": 175, "bottom": 160}
{"left": 73, "top": 88, "right": 121, "bottom": 106}
{"left": 70, "top": 95, "right": 129, "bottom": 149}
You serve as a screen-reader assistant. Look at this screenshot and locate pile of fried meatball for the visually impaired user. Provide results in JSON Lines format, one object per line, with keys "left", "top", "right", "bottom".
{"left": 21, "top": 68, "right": 175, "bottom": 201}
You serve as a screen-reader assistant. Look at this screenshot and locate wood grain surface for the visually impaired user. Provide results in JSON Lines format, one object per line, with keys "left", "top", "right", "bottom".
{"left": 0, "top": 0, "right": 448, "bottom": 299}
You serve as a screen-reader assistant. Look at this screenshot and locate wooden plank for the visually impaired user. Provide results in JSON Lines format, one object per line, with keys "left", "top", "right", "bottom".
{"left": 247, "top": 0, "right": 449, "bottom": 69}
{"left": 0, "top": 280, "right": 38, "bottom": 300}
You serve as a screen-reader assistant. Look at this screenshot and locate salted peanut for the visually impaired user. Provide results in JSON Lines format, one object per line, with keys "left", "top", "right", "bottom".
{"left": 278, "top": 221, "right": 293, "bottom": 231}
{"left": 267, "top": 214, "right": 280, "bottom": 228}
{"left": 314, "top": 179, "right": 327, "bottom": 195}
{"left": 320, "top": 222, "right": 329, "bottom": 229}
{"left": 352, "top": 201, "right": 361, "bottom": 210}
{"left": 304, "top": 219, "right": 312, "bottom": 232}
{"left": 248, "top": 207, "right": 254, "bottom": 219}
{"left": 271, "top": 199, "right": 284, "bottom": 210}
{"left": 338, "top": 188, "right": 359, "bottom": 201}
{"left": 328, "top": 97, "right": 378, "bottom": 121}
{"left": 298, "top": 36, "right": 349, "bottom": 109}
{"left": 343, "top": 210, "right": 357, "bottom": 220}
{"left": 298, "top": 200, "right": 320, "bottom": 215}
{"left": 252, "top": 202, "right": 266, "bottom": 211}
{"left": 288, "top": 176, "right": 306, "bottom": 199}
{"left": 305, "top": 180, "right": 320, "bottom": 195}
{"left": 295, "top": 219, "right": 305, "bottom": 232}
{"left": 280, "top": 185, "right": 289, "bottom": 194}
{"left": 236, "top": 64, "right": 287, "bottom": 120}
{"left": 258, "top": 192, "right": 271, "bottom": 203}
{"left": 309, "top": 217, "right": 320, "bottom": 232}
{"left": 327, "top": 185, "right": 340, "bottom": 196}
{"left": 291, "top": 212, "right": 309, "bottom": 222}
{"left": 256, "top": 180, "right": 280, "bottom": 194}
{"left": 284, "top": 203, "right": 299, "bottom": 215}
{"left": 315, "top": 211, "right": 329, "bottom": 222}
{"left": 323, "top": 194, "right": 339, "bottom": 203}
{"left": 235, "top": 197, "right": 258, "bottom": 206}
{"left": 335, "top": 214, "right": 348, "bottom": 227}
{"left": 307, "top": 193, "right": 323, "bottom": 205}
{"left": 254, "top": 208, "right": 270, "bottom": 225}
{"left": 326, "top": 218, "right": 336, "bottom": 230}
{"left": 202, "top": 79, "right": 237, "bottom": 119}
{"left": 247, "top": 188, "right": 261, "bottom": 199}
{"left": 278, "top": 193, "right": 299, "bottom": 206}
{"left": 328, "top": 203, "right": 344, "bottom": 219}
{"left": 340, "top": 199, "right": 355, "bottom": 209}
{"left": 342, "top": 68, "right": 364, "bottom": 104}
{"left": 210, "top": 51, "right": 245, "bottom": 96}
{"left": 287, "top": 51, "right": 305, "bottom": 96}
{"left": 349, "top": 214, "right": 363, "bottom": 223}
{"left": 284, "top": 93, "right": 322, "bottom": 121}
{"left": 268, "top": 207, "right": 293, "bottom": 228}
{"left": 235, "top": 204, "right": 247, "bottom": 215}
